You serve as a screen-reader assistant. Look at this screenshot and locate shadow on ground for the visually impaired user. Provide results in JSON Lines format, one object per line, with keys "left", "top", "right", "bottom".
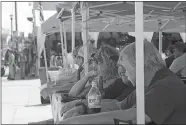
{"left": 28, "top": 119, "right": 54, "bottom": 124}
{"left": 24, "top": 104, "right": 49, "bottom": 107}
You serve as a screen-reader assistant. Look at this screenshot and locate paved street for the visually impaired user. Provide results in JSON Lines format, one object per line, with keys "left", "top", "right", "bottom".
{"left": 2, "top": 77, "right": 53, "bottom": 124}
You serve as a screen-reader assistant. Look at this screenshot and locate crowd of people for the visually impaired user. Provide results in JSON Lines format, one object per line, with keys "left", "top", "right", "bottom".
{"left": 4, "top": 40, "right": 37, "bottom": 80}
{"left": 40, "top": 38, "right": 186, "bottom": 124}
{"left": 57, "top": 41, "right": 186, "bottom": 124}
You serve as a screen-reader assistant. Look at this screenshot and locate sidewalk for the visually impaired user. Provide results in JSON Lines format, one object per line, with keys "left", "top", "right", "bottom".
{"left": 2, "top": 78, "right": 53, "bottom": 124}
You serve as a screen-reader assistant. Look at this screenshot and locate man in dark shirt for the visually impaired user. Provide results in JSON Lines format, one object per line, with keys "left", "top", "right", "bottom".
{"left": 118, "top": 67, "right": 186, "bottom": 124}
{"left": 59, "top": 41, "right": 186, "bottom": 124}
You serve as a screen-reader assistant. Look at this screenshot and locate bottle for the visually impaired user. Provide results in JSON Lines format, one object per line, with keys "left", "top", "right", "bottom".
{"left": 98, "top": 76, "right": 103, "bottom": 91}
{"left": 87, "top": 80, "right": 102, "bottom": 114}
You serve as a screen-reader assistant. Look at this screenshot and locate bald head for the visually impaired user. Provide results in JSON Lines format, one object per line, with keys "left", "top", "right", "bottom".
{"left": 118, "top": 40, "right": 166, "bottom": 85}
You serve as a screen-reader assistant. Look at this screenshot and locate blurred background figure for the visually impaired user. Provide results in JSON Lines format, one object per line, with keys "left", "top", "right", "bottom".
{"left": 19, "top": 50, "right": 26, "bottom": 79}
{"left": 172, "top": 42, "right": 186, "bottom": 59}
{"left": 165, "top": 45, "right": 175, "bottom": 68}
{"left": 50, "top": 50, "right": 56, "bottom": 67}
{"left": 169, "top": 42, "right": 186, "bottom": 77}
{"left": 7, "top": 49, "right": 16, "bottom": 80}
{"left": 56, "top": 56, "right": 63, "bottom": 67}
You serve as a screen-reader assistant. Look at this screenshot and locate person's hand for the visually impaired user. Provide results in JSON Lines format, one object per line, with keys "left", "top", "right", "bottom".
{"left": 40, "top": 81, "right": 55, "bottom": 99}
{"left": 60, "top": 100, "right": 82, "bottom": 116}
{"left": 87, "top": 70, "right": 98, "bottom": 78}
{"left": 63, "top": 105, "right": 84, "bottom": 120}
{"left": 40, "top": 87, "right": 52, "bottom": 99}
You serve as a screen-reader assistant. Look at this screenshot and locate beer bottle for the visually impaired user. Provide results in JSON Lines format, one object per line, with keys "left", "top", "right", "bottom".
{"left": 87, "top": 80, "right": 101, "bottom": 114}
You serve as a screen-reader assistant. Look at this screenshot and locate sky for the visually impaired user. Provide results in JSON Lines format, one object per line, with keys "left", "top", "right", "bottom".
{"left": 2, "top": 2, "right": 56, "bottom": 37}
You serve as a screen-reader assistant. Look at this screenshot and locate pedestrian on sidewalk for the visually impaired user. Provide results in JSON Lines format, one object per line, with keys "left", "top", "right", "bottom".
{"left": 19, "top": 51, "right": 26, "bottom": 79}
{"left": 7, "top": 49, "right": 16, "bottom": 80}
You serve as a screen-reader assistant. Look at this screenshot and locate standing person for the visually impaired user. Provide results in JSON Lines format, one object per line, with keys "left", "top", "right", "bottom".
{"left": 7, "top": 49, "right": 16, "bottom": 80}
{"left": 19, "top": 50, "right": 26, "bottom": 79}
{"left": 28, "top": 44, "right": 32, "bottom": 77}
{"left": 32, "top": 41, "right": 37, "bottom": 76}
{"left": 50, "top": 50, "right": 56, "bottom": 67}
{"left": 30, "top": 42, "right": 35, "bottom": 76}
{"left": 24, "top": 48, "right": 29, "bottom": 77}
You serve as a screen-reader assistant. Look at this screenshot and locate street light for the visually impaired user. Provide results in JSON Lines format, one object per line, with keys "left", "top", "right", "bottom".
{"left": 27, "top": 17, "right": 34, "bottom": 35}
{"left": 27, "top": 17, "right": 33, "bottom": 22}
{"left": 10, "top": 14, "right": 13, "bottom": 42}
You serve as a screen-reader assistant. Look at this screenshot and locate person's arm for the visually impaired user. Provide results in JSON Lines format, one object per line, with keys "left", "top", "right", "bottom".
{"left": 59, "top": 108, "right": 151, "bottom": 124}
{"left": 68, "top": 71, "right": 98, "bottom": 97}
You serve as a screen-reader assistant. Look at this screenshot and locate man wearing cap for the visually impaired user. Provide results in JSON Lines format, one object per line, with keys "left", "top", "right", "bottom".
{"left": 169, "top": 42, "right": 186, "bottom": 77}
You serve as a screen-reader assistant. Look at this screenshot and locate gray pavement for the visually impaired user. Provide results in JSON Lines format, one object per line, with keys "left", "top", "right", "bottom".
{"left": 2, "top": 77, "right": 53, "bottom": 124}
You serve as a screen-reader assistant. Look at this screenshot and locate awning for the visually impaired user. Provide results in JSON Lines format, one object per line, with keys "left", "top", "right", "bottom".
{"left": 41, "top": 2, "right": 186, "bottom": 33}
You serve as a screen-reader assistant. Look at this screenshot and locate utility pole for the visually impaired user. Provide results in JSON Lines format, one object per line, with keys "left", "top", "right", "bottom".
{"left": 10, "top": 14, "right": 13, "bottom": 42}
{"left": 15, "top": 1, "right": 18, "bottom": 63}
{"left": 15, "top": 1, "right": 18, "bottom": 31}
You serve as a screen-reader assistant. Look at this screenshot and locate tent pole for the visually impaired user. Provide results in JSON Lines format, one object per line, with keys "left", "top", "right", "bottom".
{"left": 59, "top": 20, "right": 66, "bottom": 67}
{"left": 33, "top": 9, "right": 40, "bottom": 77}
{"left": 81, "top": 2, "right": 89, "bottom": 75}
{"left": 43, "top": 44, "right": 49, "bottom": 81}
{"left": 71, "top": 8, "right": 75, "bottom": 68}
{"left": 158, "top": 20, "right": 162, "bottom": 54}
{"left": 135, "top": 2, "right": 145, "bottom": 124}
{"left": 63, "top": 22, "right": 68, "bottom": 68}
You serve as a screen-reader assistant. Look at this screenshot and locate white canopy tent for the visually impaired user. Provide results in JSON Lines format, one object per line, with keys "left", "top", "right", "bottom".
{"left": 41, "top": 2, "right": 186, "bottom": 33}
{"left": 37, "top": 1, "right": 186, "bottom": 124}
{"left": 40, "top": 1, "right": 185, "bottom": 60}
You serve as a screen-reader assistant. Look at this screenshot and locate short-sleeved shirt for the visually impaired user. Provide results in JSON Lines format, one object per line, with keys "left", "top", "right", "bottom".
{"left": 169, "top": 53, "right": 186, "bottom": 77}
{"left": 118, "top": 68, "right": 186, "bottom": 124}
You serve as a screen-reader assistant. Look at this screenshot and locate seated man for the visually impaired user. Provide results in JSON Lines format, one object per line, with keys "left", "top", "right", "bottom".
{"left": 169, "top": 42, "right": 186, "bottom": 77}
{"left": 59, "top": 41, "right": 186, "bottom": 124}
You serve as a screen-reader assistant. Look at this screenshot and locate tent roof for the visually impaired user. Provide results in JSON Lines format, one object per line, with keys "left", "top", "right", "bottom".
{"left": 41, "top": 2, "right": 186, "bottom": 33}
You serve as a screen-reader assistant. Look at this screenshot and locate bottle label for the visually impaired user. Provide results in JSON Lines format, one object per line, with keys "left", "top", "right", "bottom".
{"left": 88, "top": 95, "right": 101, "bottom": 108}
